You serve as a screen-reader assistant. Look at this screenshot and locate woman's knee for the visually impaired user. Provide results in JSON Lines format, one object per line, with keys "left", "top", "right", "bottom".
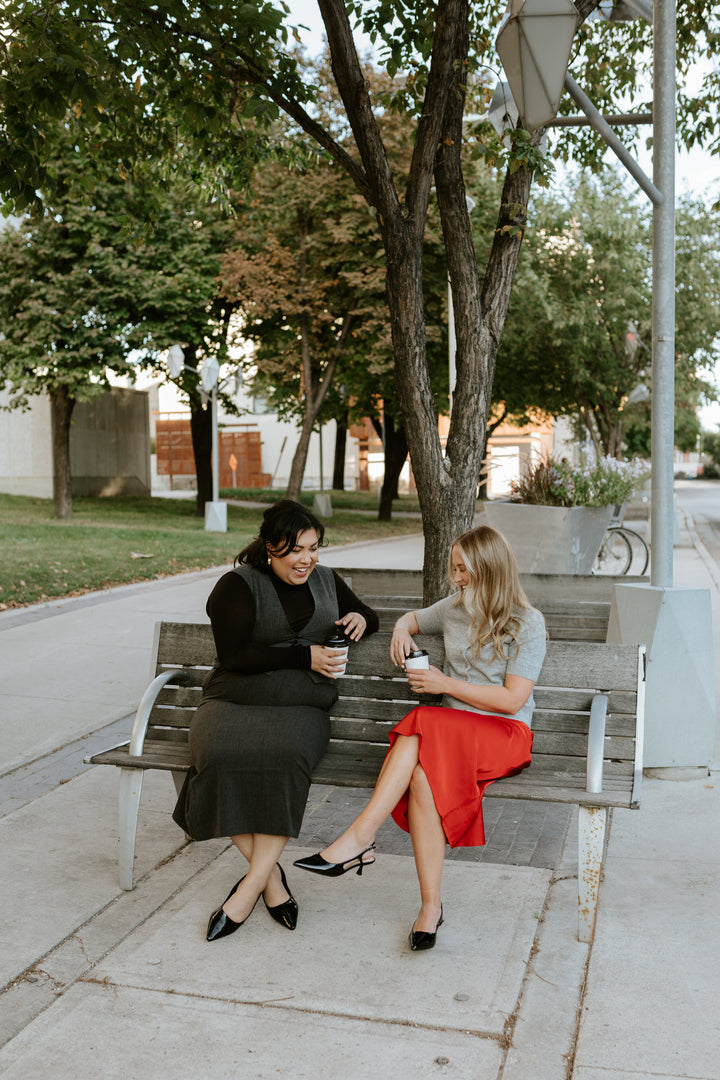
{"left": 409, "top": 763, "right": 433, "bottom": 800}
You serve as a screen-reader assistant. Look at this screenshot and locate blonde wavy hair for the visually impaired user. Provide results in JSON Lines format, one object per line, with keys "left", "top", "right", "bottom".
{"left": 450, "top": 525, "right": 532, "bottom": 660}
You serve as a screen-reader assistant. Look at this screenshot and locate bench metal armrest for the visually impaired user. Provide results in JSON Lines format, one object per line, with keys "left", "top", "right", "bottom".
{"left": 128, "top": 669, "right": 193, "bottom": 757}
{"left": 586, "top": 693, "right": 609, "bottom": 794}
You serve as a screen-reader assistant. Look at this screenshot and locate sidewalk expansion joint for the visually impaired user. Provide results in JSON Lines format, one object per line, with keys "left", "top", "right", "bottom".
{"left": 76, "top": 979, "right": 508, "bottom": 1042}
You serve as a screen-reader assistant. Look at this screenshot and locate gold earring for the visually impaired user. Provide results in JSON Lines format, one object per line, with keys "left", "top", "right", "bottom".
{"left": 267, "top": 556, "right": 272, "bottom": 565}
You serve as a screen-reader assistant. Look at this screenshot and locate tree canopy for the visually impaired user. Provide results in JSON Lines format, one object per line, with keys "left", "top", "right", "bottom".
{"left": 493, "top": 171, "right": 720, "bottom": 457}
{"left": 0, "top": 114, "right": 239, "bottom": 516}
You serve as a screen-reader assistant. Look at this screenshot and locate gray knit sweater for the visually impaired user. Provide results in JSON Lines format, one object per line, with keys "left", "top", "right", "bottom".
{"left": 415, "top": 595, "right": 547, "bottom": 728}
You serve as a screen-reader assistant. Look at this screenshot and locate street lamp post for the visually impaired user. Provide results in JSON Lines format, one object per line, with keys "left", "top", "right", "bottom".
{"left": 495, "top": 0, "right": 716, "bottom": 772}
{"left": 167, "top": 347, "right": 227, "bottom": 533}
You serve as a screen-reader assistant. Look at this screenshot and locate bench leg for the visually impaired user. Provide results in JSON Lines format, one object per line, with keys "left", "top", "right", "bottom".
{"left": 577, "top": 805, "right": 607, "bottom": 943}
{"left": 118, "top": 767, "right": 144, "bottom": 891}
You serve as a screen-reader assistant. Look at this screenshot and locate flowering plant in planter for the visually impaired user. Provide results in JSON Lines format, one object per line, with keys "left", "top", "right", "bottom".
{"left": 509, "top": 451, "right": 649, "bottom": 509}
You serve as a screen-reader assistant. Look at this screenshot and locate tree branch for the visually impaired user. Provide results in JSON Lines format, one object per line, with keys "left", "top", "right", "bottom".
{"left": 317, "top": 0, "right": 399, "bottom": 220}
{"left": 406, "top": 0, "right": 468, "bottom": 227}
{"left": 257, "top": 84, "right": 373, "bottom": 203}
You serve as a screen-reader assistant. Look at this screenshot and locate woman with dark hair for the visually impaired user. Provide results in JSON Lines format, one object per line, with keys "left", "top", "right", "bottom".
{"left": 173, "top": 500, "right": 378, "bottom": 941}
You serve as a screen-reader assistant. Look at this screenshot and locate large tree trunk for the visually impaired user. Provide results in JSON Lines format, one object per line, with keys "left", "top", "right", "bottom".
{"left": 321, "top": 0, "right": 487, "bottom": 602}
{"left": 50, "top": 384, "right": 76, "bottom": 519}
{"left": 189, "top": 398, "right": 213, "bottom": 516}
{"left": 317, "top": 0, "right": 594, "bottom": 602}
{"left": 268, "top": 0, "right": 602, "bottom": 598}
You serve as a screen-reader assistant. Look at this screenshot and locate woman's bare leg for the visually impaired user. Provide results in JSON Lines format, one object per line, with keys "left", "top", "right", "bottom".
{"left": 222, "top": 833, "right": 289, "bottom": 921}
{"left": 407, "top": 764, "right": 446, "bottom": 932}
{"left": 229, "top": 834, "right": 291, "bottom": 908}
{"left": 320, "top": 734, "right": 421, "bottom": 864}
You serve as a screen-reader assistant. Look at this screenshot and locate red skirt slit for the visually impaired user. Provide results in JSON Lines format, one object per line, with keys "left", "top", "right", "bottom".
{"left": 388, "top": 705, "right": 533, "bottom": 847}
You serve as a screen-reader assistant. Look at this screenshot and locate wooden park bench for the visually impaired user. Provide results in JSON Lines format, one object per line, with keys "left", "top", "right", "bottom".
{"left": 86, "top": 623, "right": 645, "bottom": 942}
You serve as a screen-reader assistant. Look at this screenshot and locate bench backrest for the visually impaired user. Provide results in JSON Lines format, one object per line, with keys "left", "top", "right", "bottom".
{"left": 148, "top": 623, "right": 644, "bottom": 790}
{"left": 332, "top": 566, "right": 648, "bottom": 604}
{"left": 333, "top": 567, "right": 634, "bottom": 643}
{"left": 355, "top": 593, "right": 612, "bottom": 642}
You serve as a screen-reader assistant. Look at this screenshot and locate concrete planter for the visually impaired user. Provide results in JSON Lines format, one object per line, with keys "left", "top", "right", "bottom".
{"left": 485, "top": 502, "right": 615, "bottom": 575}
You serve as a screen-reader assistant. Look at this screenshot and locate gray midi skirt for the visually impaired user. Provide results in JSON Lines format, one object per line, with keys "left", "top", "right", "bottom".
{"left": 172, "top": 695, "right": 331, "bottom": 840}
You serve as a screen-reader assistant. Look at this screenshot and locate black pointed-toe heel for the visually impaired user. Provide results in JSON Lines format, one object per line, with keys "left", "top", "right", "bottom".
{"left": 409, "top": 906, "right": 444, "bottom": 952}
{"left": 293, "top": 841, "right": 376, "bottom": 878}
{"left": 206, "top": 875, "right": 259, "bottom": 942}
{"left": 263, "top": 864, "right": 298, "bottom": 930}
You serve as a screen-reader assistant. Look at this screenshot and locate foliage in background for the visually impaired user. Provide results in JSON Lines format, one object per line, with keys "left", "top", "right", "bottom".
{"left": 0, "top": 121, "right": 146, "bottom": 518}
{"left": 122, "top": 182, "right": 241, "bottom": 516}
{"left": 510, "top": 451, "right": 649, "bottom": 508}
{"left": 493, "top": 170, "right": 719, "bottom": 457}
{"left": 0, "top": 127, "right": 243, "bottom": 518}
{"left": 220, "top": 59, "right": 464, "bottom": 508}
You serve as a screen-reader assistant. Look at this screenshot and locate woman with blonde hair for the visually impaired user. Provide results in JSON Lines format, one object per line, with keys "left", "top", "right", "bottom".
{"left": 294, "top": 525, "right": 546, "bottom": 951}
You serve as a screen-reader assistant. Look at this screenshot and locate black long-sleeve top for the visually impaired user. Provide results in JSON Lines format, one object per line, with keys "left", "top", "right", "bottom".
{"left": 207, "top": 567, "right": 379, "bottom": 674}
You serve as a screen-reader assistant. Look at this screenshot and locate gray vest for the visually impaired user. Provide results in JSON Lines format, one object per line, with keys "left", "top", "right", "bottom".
{"left": 232, "top": 563, "right": 339, "bottom": 647}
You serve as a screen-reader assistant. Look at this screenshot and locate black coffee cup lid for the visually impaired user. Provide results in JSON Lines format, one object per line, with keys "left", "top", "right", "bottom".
{"left": 407, "top": 649, "right": 428, "bottom": 658}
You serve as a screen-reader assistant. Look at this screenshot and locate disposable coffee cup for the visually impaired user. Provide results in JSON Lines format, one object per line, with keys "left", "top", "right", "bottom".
{"left": 404, "top": 649, "right": 429, "bottom": 671}
{"left": 325, "top": 632, "right": 349, "bottom": 675}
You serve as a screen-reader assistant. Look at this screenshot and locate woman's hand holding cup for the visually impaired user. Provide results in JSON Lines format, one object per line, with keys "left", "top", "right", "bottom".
{"left": 311, "top": 642, "right": 348, "bottom": 679}
{"left": 390, "top": 626, "right": 417, "bottom": 666}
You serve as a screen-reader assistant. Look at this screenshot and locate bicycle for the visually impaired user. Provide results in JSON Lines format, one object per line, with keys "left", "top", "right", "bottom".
{"left": 593, "top": 515, "right": 650, "bottom": 576}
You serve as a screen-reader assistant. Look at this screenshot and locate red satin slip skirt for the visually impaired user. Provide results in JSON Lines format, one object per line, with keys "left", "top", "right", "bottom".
{"left": 387, "top": 705, "right": 534, "bottom": 847}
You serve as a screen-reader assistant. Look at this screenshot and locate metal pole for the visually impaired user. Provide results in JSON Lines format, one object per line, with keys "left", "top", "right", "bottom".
{"left": 564, "top": 75, "right": 661, "bottom": 205}
{"left": 211, "top": 384, "right": 219, "bottom": 504}
{"left": 650, "top": 0, "right": 676, "bottom": 587}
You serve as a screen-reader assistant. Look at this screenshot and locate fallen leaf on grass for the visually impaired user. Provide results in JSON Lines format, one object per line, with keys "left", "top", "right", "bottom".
{"left": 130, "top": 552, "right": 156, "bottom": 559}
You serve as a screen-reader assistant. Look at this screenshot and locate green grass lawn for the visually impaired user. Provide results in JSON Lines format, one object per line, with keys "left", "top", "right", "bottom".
{"left": 0, "top": 492, "right": 423, "bottom": 609}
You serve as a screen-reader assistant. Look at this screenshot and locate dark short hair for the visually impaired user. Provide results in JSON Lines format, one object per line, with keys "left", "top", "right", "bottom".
{"left": 236, "top": 499, "right": 327, "bottom": 569}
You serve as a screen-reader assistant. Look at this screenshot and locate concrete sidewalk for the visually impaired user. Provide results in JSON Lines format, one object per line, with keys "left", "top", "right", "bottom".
{"left": 0, "top": 508, "right": 718, "bottom": 1078}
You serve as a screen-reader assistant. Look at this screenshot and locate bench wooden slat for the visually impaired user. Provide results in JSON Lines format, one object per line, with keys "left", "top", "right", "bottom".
{"left": 489, "top": 778, "right": 636, "bottom": 809}
{"left": 537, "top": 643, "right": 640, "bottom": 690}
{"left": 87, "top": 740, "right": 632, "bottom": 808}
{"left": 91, "top": 741, "right": 192, "bottom": 771}
{"left": 533, "top": 688, "right": 637, "bottom": 713}
{"left": 147, "top": 708, "right": 198, "bottom": 729}
{"left": 529, "top": 753, "right": 633, "bottom": 777}
{"left": 532, "top": 708, "right": 637, "bottom": 736}
{"left": 156, "top": 686, "right": 205, "bottom": 707}
{"left": 544, "top": 615, "right": 610, "bottom": 629}
{"left": 530, "top": 732, "right": 636, "bottom": 760}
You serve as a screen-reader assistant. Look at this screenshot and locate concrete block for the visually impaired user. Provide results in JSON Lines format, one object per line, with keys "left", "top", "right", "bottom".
{"left": 608, "top": 584, "right": 716, "bottom": 767}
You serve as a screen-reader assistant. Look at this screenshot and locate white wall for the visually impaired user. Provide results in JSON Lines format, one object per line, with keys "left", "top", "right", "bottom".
{"left": 0, "top": 389, "right": 53, "bottom": 497}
